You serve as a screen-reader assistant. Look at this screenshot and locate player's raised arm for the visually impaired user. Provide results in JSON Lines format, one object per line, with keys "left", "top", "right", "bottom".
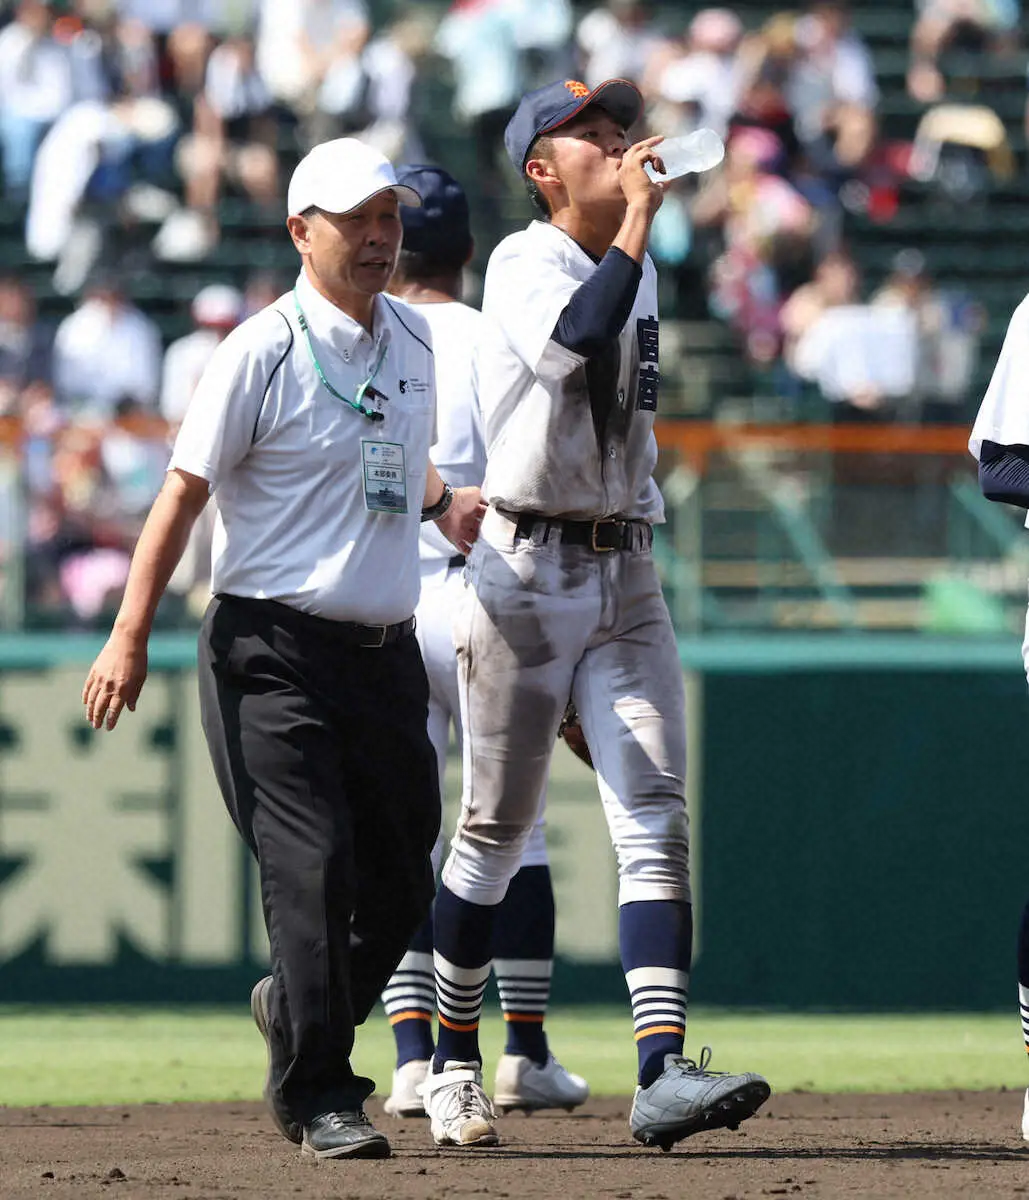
{"left": 82, "top": 469, "right": 210, "bottom": 730}
{"left": 517, "top": 110, "right": 661, "bottom": 368}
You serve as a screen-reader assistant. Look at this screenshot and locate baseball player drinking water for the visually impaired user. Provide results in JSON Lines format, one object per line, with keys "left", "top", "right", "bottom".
{"left": 422, "top": 78, "right": 771, "bottom": 1151}
{"left": 378, "top": 163, "right": 589, "bottom": 1122}
{"left": 969, "top": 296, "right": 1029, "bottom": 1141}
{"left": 81, "top": 137, "right": 486, "bottom": 1161}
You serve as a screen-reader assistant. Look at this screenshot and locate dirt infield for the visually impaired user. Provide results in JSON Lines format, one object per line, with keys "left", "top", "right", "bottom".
{"left": 1, "top": 1091, "right": 1026, "bottom": 1200}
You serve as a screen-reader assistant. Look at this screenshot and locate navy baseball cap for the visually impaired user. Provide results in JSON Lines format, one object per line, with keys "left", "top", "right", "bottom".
{"left": 395, "top": 164, "right": 471, "bottom": 257}
{"left": 504, "top": 78, "right": 643, "bottom": 173}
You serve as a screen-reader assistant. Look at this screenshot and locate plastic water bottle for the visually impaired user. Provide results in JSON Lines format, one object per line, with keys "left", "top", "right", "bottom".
{"left": 643, "top": 128, "right": 725, "bottom": 183}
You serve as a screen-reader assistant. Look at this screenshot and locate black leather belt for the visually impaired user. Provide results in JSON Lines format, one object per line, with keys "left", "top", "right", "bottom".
{"left": 340, "top": 616, "right": 416, "bottom": 648}
{"left": 447, "top": 554, "right": 466, "bottom": 570}
{"left": 511, "top": 513, "right": 653, "bottom": 553}
{"left": 215, "top": 595, "right": 415, "bottom": 648}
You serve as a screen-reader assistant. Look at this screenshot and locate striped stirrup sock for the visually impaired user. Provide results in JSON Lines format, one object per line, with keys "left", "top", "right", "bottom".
{"left": 432, "top": 885, "right": 497, "bottom": 1069}
{"left": 619, "top": 899, "right": 693, "bottom": 1087}
{"left": 382, "top": 948, "right": 435, "bottom": 1066}
{"left": 494, "top": 958, "right": 552, "bottom": 1065}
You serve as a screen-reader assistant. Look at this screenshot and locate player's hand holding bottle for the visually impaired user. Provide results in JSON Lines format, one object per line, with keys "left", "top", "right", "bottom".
{"left": 619, "top": 136, "right": 668, "bottom": 217}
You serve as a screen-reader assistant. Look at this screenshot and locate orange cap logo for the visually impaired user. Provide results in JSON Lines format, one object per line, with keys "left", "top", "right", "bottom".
{"left": 564, "top": 80, "right": 590, "bottom": 99}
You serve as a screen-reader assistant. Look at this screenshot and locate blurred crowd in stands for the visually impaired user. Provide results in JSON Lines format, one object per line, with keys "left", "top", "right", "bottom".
{"left": 0, "top": 0, "right": 1019, "bottom": 625}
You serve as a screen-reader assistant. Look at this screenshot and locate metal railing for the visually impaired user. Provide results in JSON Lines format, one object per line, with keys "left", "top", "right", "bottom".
{"left": 0, "top": 415, "right": 1024, "bottom": 635}
{"left": 652, "top": 420, "right": 1028, "bottom": 634}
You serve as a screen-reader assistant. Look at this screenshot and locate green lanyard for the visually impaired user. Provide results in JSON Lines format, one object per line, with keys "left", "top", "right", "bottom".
{"left": 293, "top": 288, "right": 388, "bottom": 424}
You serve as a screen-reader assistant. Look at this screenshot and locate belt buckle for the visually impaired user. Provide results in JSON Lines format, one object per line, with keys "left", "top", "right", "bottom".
{"left": 364, "top": 623, "right": 388, "bottom": 648}
{"left": 591, "top": 519, "right": 617, "bottom": 552}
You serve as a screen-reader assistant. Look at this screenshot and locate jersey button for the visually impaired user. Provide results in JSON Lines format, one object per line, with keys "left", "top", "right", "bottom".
{"left": 608, "top": 447, "right": 617, "bottom": 459}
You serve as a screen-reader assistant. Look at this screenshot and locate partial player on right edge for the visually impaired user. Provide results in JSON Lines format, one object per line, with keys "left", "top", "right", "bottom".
{"left": 968, "top": 293, "right": 1029, "bottom": 1142}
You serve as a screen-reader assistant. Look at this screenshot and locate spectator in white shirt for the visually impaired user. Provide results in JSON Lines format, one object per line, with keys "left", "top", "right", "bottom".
{"left": 0, "top": 275, "right": 53, "bottom": 396}
{"left": 909, "top": 0, "right": 1021, "bottom": 103}
{"left": 52, "top": 272, "right": 163, "bottom": 418}
{"left": 434, "top": 0, "right": 522, "bottom": 246}
{"left": 651, "top": 8, "right": 745, "bottom": 138}
{"left": 787, "top": 1, "right": 879, "bottom": 171}
{"left": 160, "top": 283, "right": 244, "bottom": 426}
{"left": 185, "top": 33, "right": 278, "bottom": 207}
{"left": 0, "top": 0, "right": 74, "bottom": 196}
{"left": 115, "top": 0, "right": 256, "bottom": 34}
{"left": 255, "top": 0, "right": 368, "bottom": 117}
{"left": 509, "top": 0, "right": 575, "bottom": 89}
{"left": 162, "top": 33, "right": 277, "bottom": 259}
{"left": 575, "top": 0, "right": 664, "bottom": 90}
{"left": 319, "top": 14, "right": 431, "bottom": 162}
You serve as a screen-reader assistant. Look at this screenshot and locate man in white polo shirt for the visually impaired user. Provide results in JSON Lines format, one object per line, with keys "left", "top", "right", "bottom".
{"left": 81, "top": 137, "right": 486, "bottom": 1162}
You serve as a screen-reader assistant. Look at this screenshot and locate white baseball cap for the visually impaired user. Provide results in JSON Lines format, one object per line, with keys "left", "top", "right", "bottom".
{"left": 287, "top": 138, "right": 422, "bottom": 218}
{"left": 191, "top": 283, "right": 244, "bottom": 327}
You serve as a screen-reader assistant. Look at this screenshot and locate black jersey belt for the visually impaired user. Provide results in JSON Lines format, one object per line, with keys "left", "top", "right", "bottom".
{"left": 511, "top": 512, "right": 653, "bottom": 552}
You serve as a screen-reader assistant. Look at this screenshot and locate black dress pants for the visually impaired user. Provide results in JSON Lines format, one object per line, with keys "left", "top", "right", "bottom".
{"left": 197, "top": 594, "right": 441, "bottom": 1124}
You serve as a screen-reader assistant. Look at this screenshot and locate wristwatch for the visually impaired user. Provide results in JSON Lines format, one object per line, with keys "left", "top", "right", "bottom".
{"left": 421, "top": 480, "right": 454, "bottom": 522}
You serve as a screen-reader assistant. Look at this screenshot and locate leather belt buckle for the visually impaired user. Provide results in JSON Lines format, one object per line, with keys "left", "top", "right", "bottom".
{"left": 591, "top": 519, "right": 620, "bottom": 553}
{"left": 363, "top": 623, "right": 389, "bottom": 648}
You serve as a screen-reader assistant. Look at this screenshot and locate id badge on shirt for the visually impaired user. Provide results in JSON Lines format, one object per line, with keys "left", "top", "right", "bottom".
{"left": 361, "top": 440, "right": 408, "bottom": 514}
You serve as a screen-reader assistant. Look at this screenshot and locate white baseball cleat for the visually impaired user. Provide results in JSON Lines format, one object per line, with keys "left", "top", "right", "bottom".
{"left": 493, "top": 1053, "right": 590, "bottom": 1113}
{"left": 422, "top": 1060, "right": 499, "bottom": 1147}
{"left": 1021, "top": 1087, "right": 1029, "bottom": 1142}
{"left": 382, "top": 1059, "right": 430, "bottom": 1118}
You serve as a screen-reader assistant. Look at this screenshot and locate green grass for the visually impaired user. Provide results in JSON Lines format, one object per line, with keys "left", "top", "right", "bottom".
{"left": 1, "top": 1007, "right": 1027, "bottom": 1107}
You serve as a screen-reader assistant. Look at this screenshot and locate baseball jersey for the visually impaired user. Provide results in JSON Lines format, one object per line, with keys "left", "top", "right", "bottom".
{"left": 169, "top": 270, "right": 436, "bottom": 624}
{"left": 970, "top": 293, "right": 1029, "bottom": 529}
{"left": 402, "top": 300, "right": 487, "bottom": 563}
{"left": 475, "top": 219, "right": 665, "bottom": 523}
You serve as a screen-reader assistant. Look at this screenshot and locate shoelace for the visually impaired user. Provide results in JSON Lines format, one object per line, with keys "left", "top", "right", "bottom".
{"left": 440, "top": 1080, "right": 495, "bottom": 1122}
{"left": 321, "top": 1110, "right": 369, "bottom": 1130}
{"left": 676, "top": 1046, "right": 726, "bottom": 1079}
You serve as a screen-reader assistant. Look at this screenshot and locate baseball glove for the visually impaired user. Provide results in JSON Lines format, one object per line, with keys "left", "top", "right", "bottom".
{"left": 558, "top": 701, "right": 594, "bottom": 770}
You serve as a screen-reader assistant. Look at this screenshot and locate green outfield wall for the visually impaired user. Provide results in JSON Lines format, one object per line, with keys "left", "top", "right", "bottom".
{"left": 0, "top": 633, "right": 1025, "bottom": 1010}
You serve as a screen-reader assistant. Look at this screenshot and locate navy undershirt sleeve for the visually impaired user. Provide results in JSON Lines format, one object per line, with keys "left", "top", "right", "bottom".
{"left": 979, "top": 439, "right": 1029, "bottom": 506}
{"left": 552, "top": 247, "right": 643, "bottom": 359}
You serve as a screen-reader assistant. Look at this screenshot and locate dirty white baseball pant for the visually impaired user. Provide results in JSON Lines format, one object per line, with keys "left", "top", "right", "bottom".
{"left": 416, "top": 555, "right": 548, "bottom": 876}
{"left": 443, "top": 507, "right": 690, "bottom": 907}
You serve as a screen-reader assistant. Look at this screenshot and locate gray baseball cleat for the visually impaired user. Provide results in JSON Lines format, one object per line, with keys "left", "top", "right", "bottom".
{"left": 250, "top": 976, "right": 303, "bottom": 1145}
{"left": 629, "top": 1047, "right": 770, "bottom": 1152}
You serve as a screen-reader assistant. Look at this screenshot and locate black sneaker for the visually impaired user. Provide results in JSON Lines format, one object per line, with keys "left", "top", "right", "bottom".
{"left": 301, "top": 1111, "right": 392, "bottom": 1160}
{"left": 250, "top": 977, "right": 303, "bottom": 1145}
